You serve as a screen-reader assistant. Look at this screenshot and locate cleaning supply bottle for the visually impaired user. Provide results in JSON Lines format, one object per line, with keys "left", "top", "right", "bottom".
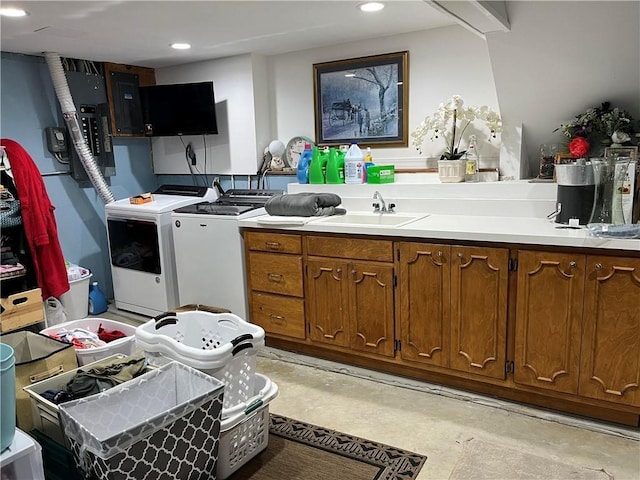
{"left": 309, "top": 146, "right": 328, "bottom": 184}
{"left": 344, "top": 143, "right": 365, "bottom": 184}
{"left": 88, "top": 281, "right": 108, "bottom": 315}
{"left": 297, "top": 143, "right": 312, "bottom": 184}
{"left": 326, "top": 147, "right": 344, "bottom": 184}
{"left": 465, "top": 135, "right": 479, "bottom": 183}
{"left": 364, "top": 147, "right": 375, "bottom": 183}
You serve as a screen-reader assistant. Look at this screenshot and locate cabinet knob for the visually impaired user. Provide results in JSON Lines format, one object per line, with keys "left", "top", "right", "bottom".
{"left": 595, "top": 263, "right": 603, "bottom": 270}
{"left": 336, "top": 268, "right": 342, "bottom": 274}
{"left": 569, "top": 261, "right": 577, "bottom": 268}
{"left": 436, "top": 251, "right": 443, "bottom": 258}
{"left": 269, "top": 314, "right": 284, "bottom": 322}
{"left": 351, "top": 269, "right": 357, "bottom": 275}
{"left": 265, "top": 241, "right": 281, "bottom": 250}
{"left": 457, "top": 252, "right": 463, "bottom": 259}
{"left": 267, "top": 273, "right": 283, "bottom": 282}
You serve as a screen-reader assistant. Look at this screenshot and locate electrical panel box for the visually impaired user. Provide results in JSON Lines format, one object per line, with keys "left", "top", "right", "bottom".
{"left": 64, "top": 71, "right": 115, "bottom": 187}
{"left": 103, "top": 62, "right": 155, "bottom": 137}
{"left": 108, "top": 70, "right": 144, "bottom": 135}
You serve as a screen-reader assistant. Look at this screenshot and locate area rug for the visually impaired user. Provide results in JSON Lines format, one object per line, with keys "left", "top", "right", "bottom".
{"left": 230, "top": 414, "right": 427, "bottom": 480}
{"left": 448, "top": 438, "right": 613, "bottom": 480}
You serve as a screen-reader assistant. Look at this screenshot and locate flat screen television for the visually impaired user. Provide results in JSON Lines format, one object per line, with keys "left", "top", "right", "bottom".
{"left": 139, "top": 81, "right": 218, "bottom": 136}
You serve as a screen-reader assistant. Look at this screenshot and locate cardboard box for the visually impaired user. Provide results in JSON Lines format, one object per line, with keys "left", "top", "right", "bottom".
{"left": 129, "top": 192, "right": 152, "bottom": 205}
{"left": 0, "top": 288, "right": 45, "bottom": 333}
{"left": 367, "top": 165, "right": 395, "bottom": 184}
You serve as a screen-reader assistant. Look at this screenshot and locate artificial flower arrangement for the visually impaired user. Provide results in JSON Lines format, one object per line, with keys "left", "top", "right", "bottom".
{"left": 411, "top": 95, "right": 502, "bottom": 160}
{"left": 556, "top": 101, "right": 636, "bottom": 157}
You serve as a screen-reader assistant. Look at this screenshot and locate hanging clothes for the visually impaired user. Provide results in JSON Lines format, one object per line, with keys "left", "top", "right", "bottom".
{"left": 0, "top": 139, "right": 69, "bottom": 299}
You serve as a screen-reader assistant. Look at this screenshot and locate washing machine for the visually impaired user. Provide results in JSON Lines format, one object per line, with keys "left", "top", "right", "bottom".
{"left": 171, "top": 189, "right": 281, "bottom": 320}
{"left": 105, "top": 184, "right": 217, "bottom": 317}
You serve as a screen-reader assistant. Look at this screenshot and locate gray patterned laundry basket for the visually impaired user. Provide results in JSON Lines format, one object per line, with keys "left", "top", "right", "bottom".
{"left": 59, "top": 361, "right": 224, "bottom": 480}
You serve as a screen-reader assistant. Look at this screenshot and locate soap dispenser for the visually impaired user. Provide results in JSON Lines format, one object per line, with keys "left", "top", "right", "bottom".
{"left": 88, "top": 281, "right": 108, "bottom": 315}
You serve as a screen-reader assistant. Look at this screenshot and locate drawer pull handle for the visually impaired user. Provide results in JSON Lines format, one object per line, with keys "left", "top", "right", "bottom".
{"left": 265, "top": 242, "right": 281, "bottom": 250}
{"left": 267, "top": 273, "right": 283, "bottom": 282}
{"left": 269, "top": 314, "right": 284, "bottom": 322}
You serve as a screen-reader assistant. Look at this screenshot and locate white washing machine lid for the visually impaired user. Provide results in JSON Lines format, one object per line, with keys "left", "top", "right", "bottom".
{"left": 106, "top": 188, "right": 217, "bottom": 214}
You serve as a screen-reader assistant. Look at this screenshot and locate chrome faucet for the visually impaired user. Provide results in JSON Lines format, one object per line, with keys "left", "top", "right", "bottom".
{"left": 372, "top": 191, "right": 395, "bottom": 213}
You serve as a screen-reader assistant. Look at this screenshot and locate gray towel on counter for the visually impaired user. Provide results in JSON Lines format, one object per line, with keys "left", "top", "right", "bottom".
{"left": 265, "top": 193, "right": 346, "bottom": 217}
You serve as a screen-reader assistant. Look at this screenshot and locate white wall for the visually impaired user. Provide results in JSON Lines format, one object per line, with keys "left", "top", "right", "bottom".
{"left": 269, "top": 26, "right": 500, "bottom": 168}
{"left": 150, "top": 1, "right": 640, "bottom": 180}
{"left": 487, "top": 1, "right": 640, "bottom": 177}
{"left": 152, "top": 54, "right": 262, "bottom": 175}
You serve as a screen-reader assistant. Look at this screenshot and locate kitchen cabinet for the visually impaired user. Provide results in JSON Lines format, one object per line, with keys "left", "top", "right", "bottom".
{"left": 514, "top": 251, "right": 585, "bottom": 394}
{"left": 245, "top": 231, "right": 305, "bottom": 340}
{"left": 242, "top": 227, "right": 640, "bottom": 425}
{"left": 579, "top": 255, "right": 640, "bottom": 407}
{"left": 397, "top": 242, "right": 451, "bottom": 368}
{"left": 305, "top": 236, "right": 395, "bottom": 357}
{"left": 449, "top": 246, "right": 509, "bottom": 380}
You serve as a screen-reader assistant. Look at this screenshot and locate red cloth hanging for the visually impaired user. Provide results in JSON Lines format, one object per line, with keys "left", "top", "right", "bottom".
{"left": 0, "top": 139, "right": 69, "bottom": 299}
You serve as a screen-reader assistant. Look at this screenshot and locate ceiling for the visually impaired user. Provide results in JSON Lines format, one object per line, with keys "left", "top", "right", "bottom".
{"left": 1, "top": 1, "right": 461, "bottom": 69}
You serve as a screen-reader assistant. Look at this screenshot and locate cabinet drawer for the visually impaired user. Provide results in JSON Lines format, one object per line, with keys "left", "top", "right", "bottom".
{"left": 251, "top": 292, "right": 305, "bottom": 339}
{"left": 245, "top": 231, "right": 302, "bottom": 254}
{"left": 306, "top": 236, "right": 393, "bottom": 262}
{"left": 249, "top": 252, "right": 303, "bottom": 297}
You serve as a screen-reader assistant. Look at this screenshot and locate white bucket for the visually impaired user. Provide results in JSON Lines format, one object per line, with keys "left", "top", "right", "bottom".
{"left": 59, "top": 273, "right": 92, "bottom": 321}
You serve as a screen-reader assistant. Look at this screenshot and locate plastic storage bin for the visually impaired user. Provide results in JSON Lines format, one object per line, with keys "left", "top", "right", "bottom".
{"left": 1, "top": 343, "right": 16, "bottom": 452}
{"left": 217, "top": 373, "right": 279, "bottom": 479}
{"left": 40, "top": 318, "right": 137, "bottom": 366}
{"left": 59, "top": 362, "right": 224, "bottom": 480}
{"left": 23, "top": 354, "right": 143, "bottom": 447}
{"left": 136, "top": 310, "right": 265, "bottom": 411}
{"left": 0, "top": 428, "right": 45, "bottom": 480}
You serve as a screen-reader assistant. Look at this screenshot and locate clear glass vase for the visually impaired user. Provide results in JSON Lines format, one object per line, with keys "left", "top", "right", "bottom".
{"left": 589, "top": 158, "right": 626, "bottom": 224}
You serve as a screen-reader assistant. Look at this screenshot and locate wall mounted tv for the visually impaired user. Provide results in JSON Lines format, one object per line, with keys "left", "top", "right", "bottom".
{"left": 139, "top": 81, "right": 218, "bottom": 136}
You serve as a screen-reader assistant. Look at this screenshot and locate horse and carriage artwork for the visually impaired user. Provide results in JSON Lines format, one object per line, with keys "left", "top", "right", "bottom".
{"left": 314, "top": 52, "right": 408, "bottom": 147}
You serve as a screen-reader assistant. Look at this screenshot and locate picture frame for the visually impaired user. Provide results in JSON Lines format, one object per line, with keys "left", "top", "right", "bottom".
{"left": 603, "top": 146, "right": 638, "bottom": 163}
{"left": 604, "top": 146, "right": 639, "bottom": 224}
{"left": 313, "top": 51, "right": 408, "bottom": 148}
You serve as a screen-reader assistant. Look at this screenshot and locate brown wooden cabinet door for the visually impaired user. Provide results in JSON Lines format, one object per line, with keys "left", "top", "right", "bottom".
{"left": 579, "top": 256, "right": 640, "bottom": 407}
{"left": 450, "top": 246, "right": 509, "bottom": 379}
{"left": 514, "top": 251, "right": 585, "bottom": 394}
{"left": 397, "top": 242, "right": 450, "bottom": 367}
{"left": 349, "top": 261, "right": 395, "bottom": 358}
{"left": 306, "top": 258, "right": 350, "bottom": 347}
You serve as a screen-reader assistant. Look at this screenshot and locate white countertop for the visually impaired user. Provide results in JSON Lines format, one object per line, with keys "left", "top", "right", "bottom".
{"left": 239, "top": 213, "right": 640, "bottom": 252}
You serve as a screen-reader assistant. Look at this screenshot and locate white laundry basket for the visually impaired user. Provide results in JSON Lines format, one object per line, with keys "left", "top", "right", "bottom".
{"left": 135, "top": 310, "right": 265, "bottom": 411}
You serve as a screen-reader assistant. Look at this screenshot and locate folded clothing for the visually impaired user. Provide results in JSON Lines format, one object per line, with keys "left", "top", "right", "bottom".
{"left": 265, "top": 192, "right": 346, "bottom": 217}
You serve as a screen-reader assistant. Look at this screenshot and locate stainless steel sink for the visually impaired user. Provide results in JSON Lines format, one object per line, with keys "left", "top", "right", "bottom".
{"left": 315, "top": 212, "right": 428, "bottom": 227}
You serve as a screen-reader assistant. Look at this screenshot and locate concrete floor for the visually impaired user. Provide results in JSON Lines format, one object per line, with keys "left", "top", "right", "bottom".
{"left": 106, "top": 307, "right": 640, "bottom": 480}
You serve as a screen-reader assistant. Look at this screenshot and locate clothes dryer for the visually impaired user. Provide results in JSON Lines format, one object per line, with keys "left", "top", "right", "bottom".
{"left": 105, "top": 184, "right": 216, "bottom": 316}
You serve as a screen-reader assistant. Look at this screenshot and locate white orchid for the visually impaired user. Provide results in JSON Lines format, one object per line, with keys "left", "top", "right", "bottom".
{"left": 411, "top": 95, "right": 502, "bottom": 159}
{"left": 611, "top": 131, "right": 631, "bottom": 145}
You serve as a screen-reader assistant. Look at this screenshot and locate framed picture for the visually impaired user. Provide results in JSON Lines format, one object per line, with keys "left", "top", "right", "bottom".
{"left": 604, "top": 146, "right": 638, "bottom": 163}
{"left": 313, "top": 51, "right": 408, "bottom": 148}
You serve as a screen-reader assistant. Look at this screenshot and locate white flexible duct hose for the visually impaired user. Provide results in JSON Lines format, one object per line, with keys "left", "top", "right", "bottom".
{"left": 45, "top": 52, "right": 115, "bottom": 204}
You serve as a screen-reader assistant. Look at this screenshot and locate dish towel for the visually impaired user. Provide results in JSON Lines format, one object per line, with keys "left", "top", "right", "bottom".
{"left": 265, "top": 193, "right": 346, "bottom": 217}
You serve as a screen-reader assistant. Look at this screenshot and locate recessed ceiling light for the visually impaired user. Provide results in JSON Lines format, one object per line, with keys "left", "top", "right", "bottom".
{"left": 358, "top": 2, "right": 384, "bottom": 13}
{"left": 171, "top": 43, "right": 191, "bottom": 50}
{"left": 0, "top": 7, "right": 28, "bottom": 17}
